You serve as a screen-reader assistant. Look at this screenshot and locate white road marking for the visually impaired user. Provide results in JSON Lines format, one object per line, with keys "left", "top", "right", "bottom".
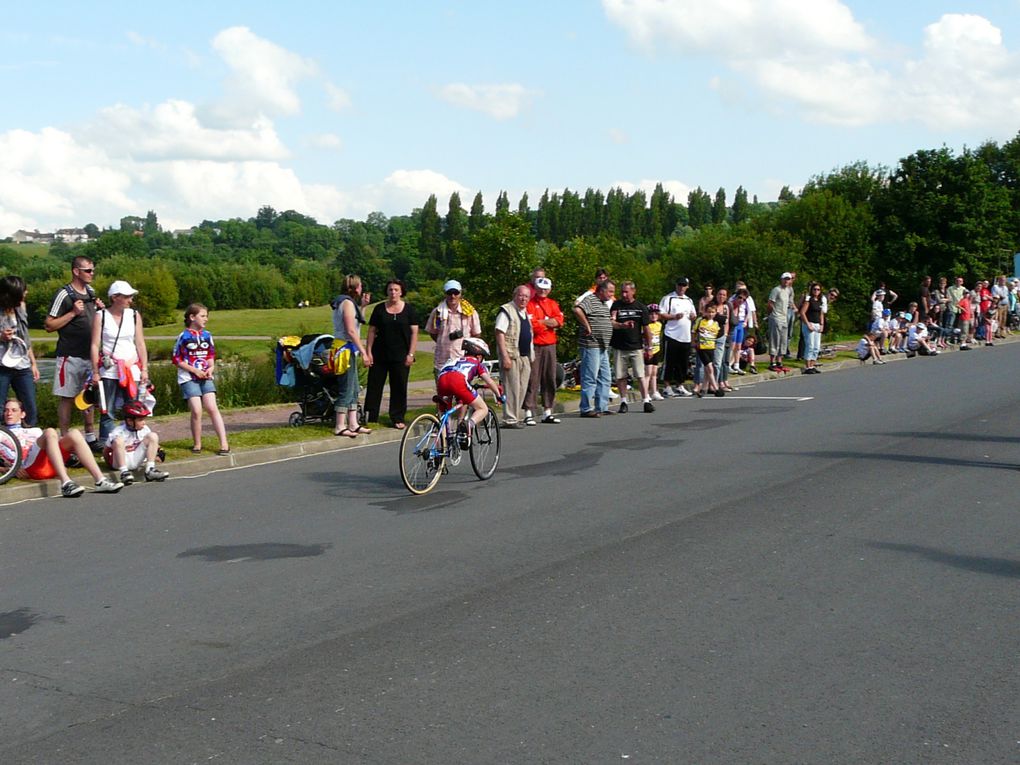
{"left": 716, "top": 396, "right": 814, "bottom": 401}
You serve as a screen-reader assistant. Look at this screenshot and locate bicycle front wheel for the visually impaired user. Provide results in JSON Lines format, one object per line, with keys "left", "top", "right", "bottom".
{"left": 0, "top": 424, "right": 23, "bottom": 486}
{"left": 399, "top": 413, "right": 445, "bottom": 495}
{"left": 469, "top": 410, "right": 500, "bottom": 480}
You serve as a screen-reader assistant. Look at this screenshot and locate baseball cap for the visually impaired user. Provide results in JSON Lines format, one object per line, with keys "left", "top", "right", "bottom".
{"left": 781, "top": 272, "right": 793, "bottom": 280}
{"left": 108, "top": 280, "right": 138, "bottom": 297}
{"left": 534, "top": 277, "right": 552, "bottom": 290}
{"left": 443, "top": 279, "right": 462, "bottom": 293}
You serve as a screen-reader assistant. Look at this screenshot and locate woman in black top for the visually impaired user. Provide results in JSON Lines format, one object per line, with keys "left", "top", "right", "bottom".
{"left": 364, "top": 280, "right": 419, "bottom": 429}
{"left": 799, "top": 282, "right": 825, "bottom": 374}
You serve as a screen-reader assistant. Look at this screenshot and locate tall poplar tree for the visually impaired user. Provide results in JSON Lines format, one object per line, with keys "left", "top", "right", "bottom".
{"left": 469, "top": 192, "right": 486, "bottom": 233}
{"left": 418, "top": 194, "right": 443, "bottom": 264}
{"left": 444, "top": 192, "right": 466, "bottom": 266}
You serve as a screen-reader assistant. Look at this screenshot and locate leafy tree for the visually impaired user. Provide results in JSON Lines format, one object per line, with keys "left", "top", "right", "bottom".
{"left": 732, "top": 186, "right": 750, "bottom": 224}
{"left": 120, "top": 215, "right": 144, "bottom": 233}
{"left": 712, "top": 187, "right": 728, "bottom": 224}
{"left": 778, "top": 186, "right": 796, "bottom": 204}
{"left": 469, "top": 192, "right": 487, "bottom": 233}
{"left": 874, "top": 147, "right": 1011, "bottom": 284}
{"left": 687, "top": 187, "right": 712, "bottom": 229}
{"left": 444, "top": 192, "right": 467, "bottom": 266}
{"left": 495, "top": 191, "right": 510, "bottom": 217}
{"left": 457, "top": 214, "right": 536, "bottom": 322}
{"left": 255, "top": 205, "right": 278, "bottom": 230}
{"left": 418, "top": 194, "right": 443, "bottom": 264}
{"left": 517, "top": 192, "right": 530, "bottom": 218}
{"left": 143, "top": 210, "right": 160, "bottom": 237}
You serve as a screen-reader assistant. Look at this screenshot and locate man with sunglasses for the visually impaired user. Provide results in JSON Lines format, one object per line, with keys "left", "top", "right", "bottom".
{"left": 44, "top": 256, "right": 104, "bottom": 448}
{"left": 425, "top": 279, "right": 482, "bottom": 378}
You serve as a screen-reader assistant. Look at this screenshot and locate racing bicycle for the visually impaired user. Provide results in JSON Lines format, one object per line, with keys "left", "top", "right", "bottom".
{"left": 398, "top": 391, "right": 501, "bottom": 495}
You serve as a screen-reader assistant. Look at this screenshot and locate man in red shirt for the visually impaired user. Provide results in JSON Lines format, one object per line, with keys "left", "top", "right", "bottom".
{"left": 523, "top": 274, "right": 565, "bottom": 425}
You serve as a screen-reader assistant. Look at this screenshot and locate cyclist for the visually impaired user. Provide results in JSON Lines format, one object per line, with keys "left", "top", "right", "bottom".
{"left": 436, "top": 338, "right": 503, "bottom": 447}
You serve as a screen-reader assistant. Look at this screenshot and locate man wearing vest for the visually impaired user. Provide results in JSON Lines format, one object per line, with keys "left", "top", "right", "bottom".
{"left": 45, "top": 256, "right": 104, "bottom": 449}
{"left": 495, "top": 284, "right": 534, "bottom": 429}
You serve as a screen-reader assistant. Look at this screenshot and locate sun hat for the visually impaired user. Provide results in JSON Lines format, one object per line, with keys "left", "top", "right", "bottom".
{"left": 108, "top": 280, "right": 138, "bottom": 297}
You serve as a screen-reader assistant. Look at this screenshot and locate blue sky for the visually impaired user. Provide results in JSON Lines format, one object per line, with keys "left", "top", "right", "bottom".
{"left": 2, "top": 0, "right": 1019, "bottom": 236}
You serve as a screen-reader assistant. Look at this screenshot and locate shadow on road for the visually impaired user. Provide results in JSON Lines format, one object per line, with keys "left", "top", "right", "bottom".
{"left": 769, "top": 449, "right": 1019, "bottom": 472}
{"left": 868, "top": 541, "right": 1020, "bottom": 579}
{"left": 859, "top": 431, "right": 1020, "bottom": 444}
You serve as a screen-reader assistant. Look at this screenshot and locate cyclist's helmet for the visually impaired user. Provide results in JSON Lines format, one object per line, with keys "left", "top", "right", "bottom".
{"left": 123, "top": 400, "right": 151, "bottom": 418}
{"left": 647, "top": 303, "right": 660, "bottom": 313}
{"left": 462, "top": 338, "right": 490, "bottom": 358}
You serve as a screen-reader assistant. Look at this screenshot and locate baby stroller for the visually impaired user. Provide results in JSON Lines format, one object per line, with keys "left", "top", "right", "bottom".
{"left": 277, "top": 334, "right": 361, "bottom": 427}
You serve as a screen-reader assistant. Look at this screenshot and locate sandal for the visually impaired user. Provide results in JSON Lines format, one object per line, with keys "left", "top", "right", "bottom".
{"left": 394, "top": 422, "right": 406, "bottom": 430}
{"left": 335, "top": 428, "right": 357, "bottom": 438}
{"left": 541, "top": 415, "right": 561, "bottom": 424}
{"left": 190, "top": 447, "right": 202, "bottom": 454}
{"left": 354, "top": 426, "right": 372, "bottom": 435}
{"left": 216, "top": 448, "right": 231, "bottom": 456}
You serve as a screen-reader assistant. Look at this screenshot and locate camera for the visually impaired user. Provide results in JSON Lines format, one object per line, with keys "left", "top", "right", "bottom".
{"left": 448, "top": 330, "right": 463, "bottom": 341}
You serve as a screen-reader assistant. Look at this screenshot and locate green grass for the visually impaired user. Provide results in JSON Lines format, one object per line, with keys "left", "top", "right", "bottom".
{"left": 145, "top": 304, "right": 340, "bottom": 337}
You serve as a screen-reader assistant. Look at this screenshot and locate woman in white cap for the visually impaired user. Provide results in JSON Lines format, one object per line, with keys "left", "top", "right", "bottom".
{"left": 425, "top": 279, "right": 482, "bottom": 378}
{"left": 90, "top": 279, "right": 149, "bottom": 442}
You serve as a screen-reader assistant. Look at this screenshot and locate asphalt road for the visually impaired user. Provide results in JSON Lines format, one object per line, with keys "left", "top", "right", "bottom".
{"left": 2, "top": 346, "right": 1019, "bottom": 764}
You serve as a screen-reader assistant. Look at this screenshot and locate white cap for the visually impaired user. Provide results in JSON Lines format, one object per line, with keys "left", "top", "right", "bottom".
{"left": 534, "top": 277, "right": 552, "bottom": 290}
{"left": 443, "top": 279, "right": 462, "bottom": 293}
{"left": 781, "top": 272, "right": 793, "bottom": 280}
{"left": 108, "top": 279, "right": 138, "bottom": 297}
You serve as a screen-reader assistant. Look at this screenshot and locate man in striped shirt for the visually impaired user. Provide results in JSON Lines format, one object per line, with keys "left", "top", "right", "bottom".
{"left": 574, "top": 279, "right": 615, "bottom": 418}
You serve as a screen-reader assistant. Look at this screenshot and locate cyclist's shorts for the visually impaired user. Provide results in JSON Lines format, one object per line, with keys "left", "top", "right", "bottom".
{"left": 436, "top": 371, "right": 478, "bottom": 406}
{"left": 24, "top": 444, "right": 71, "bottom": 480}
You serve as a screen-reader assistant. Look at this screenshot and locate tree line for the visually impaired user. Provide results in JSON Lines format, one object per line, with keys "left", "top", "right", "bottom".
{"left": 3, "top": 131, "right": 1018, "bottom": 336}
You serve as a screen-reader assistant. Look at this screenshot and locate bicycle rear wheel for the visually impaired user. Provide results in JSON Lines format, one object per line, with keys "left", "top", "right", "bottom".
{"left": 469, "top": 410, "right": 500, "bottom": 480}
{"left": 0, "top": 424, "right": 23, "bottom": 485}
{"left": 399, "top": 413, "right": 445, "bottom": 495}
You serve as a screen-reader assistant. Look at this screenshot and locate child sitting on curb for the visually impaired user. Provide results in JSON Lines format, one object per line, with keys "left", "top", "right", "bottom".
{"left": 104, "top": 400, "right": 169, "bottom": 484}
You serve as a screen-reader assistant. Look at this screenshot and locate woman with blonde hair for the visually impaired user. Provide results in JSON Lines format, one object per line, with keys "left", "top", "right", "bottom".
{"left": 331, "top": 275, "right": 374, "bottom": 437}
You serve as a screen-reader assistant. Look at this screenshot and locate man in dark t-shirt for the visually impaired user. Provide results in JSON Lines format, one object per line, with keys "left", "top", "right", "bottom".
{"left": 610, "top": 281, "right": 654, "bottom": 413}
{"left": 44, "top": 256, "right": 103, "bottom": 444}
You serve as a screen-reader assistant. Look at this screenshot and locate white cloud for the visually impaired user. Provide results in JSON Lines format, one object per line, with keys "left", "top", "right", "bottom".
{"left": 897, "top": 14, "right": 1020, "bottom": 129}
{"left": 308, "top": 132, "right": 343, "bottom": 150}
{"left": 375, "top": 169, "right": 470, "bottom": 211}
{"left": 126, "top": 30, "right": 167, "bottom": 52}
{"left": 88, "top": 100, "right": 289, "bottom": 161}
{"left": 603, "top": 1, "right": 1020, "bottom": 131}
{"left": 324, "top": 82, "right": 352, "bottom": 112}
{"left": 437, "top": 83, "right": 537, "bottom": 120}
{"left": 0, "top": 27, "right": 364, "bottom": 235}
{"left": 210, "top": 26, "right": 319, "bottom": 123}
{"left": 603, "top": 0, "right": 871, "bottom": 59}
{"left": 0, "top": 127, "right": 135, "bottom": 224}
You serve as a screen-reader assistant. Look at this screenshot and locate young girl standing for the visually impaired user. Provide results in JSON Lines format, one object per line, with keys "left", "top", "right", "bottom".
{"left": 172, "top": 303, "right": 229, "bottom": 455}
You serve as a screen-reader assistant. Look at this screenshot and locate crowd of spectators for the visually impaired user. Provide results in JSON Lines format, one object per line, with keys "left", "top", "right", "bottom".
{"left": 3, "top": 259, "right": 1018, "bottom": 497}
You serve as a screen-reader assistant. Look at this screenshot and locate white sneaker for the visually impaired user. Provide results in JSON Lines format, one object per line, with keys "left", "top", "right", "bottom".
{"left": 144, "top": 466, "right": 169, "bottom": 482}
{"left": 94, "top": 477, "right": 124, "bottom": 493}
{"left": 119, "top": 469, "right": 135, "bottom": 485}
{"left": 651, "top": 391, "right": 664, "bottom": 401}
{"left": 676, "top": 386, "right": 693, "bottom": 397}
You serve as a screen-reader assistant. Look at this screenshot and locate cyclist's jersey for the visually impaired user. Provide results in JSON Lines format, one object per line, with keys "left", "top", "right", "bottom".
{"left": 437, "top": 355, "right": 485, "bottom": 383}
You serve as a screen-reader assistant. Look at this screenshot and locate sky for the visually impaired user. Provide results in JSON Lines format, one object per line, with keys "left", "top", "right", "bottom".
{"left": 2, "top": 0, "right": 1019, "bottom": 237}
